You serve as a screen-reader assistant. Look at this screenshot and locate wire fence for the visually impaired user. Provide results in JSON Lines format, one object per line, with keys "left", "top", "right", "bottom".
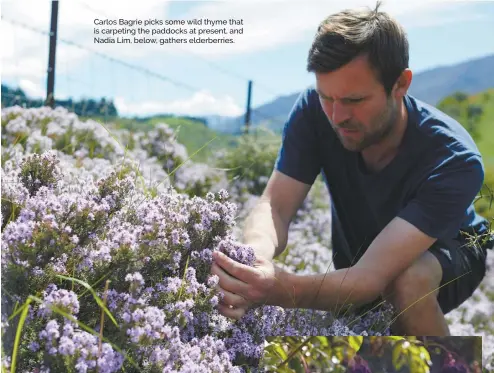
{"left": 1, "top": 1, "right": 290, "bottom": 136}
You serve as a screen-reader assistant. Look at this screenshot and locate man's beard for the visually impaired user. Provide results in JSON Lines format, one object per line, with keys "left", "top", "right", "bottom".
{"left": 334, "top": 99, "right": 398, "bottom": 152}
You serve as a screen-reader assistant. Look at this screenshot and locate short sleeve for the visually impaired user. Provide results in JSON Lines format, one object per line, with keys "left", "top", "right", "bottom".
{"left": 398, "top": 154, "right": 484, "bottom": 240}
{"left": 274, "top": 89, "right": 322, "bottom": 185}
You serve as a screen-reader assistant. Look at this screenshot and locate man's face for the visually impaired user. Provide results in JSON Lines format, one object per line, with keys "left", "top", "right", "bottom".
{"left": 315, "top": 54, "right": 400, "bottom": 152}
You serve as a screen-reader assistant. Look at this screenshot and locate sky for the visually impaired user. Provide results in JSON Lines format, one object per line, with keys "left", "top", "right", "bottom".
{"left": 1, "top": 0, "right": 494, "bottom": 118}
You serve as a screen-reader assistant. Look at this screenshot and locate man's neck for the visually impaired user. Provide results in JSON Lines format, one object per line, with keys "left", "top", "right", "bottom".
{"left": 361, "top": 99, "right": 408, "bottom": 172}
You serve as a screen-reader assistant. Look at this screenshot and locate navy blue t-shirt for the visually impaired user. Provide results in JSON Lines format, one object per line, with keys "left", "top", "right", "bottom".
{"left": 275, "top": 87, "right": 490, "bottom": 266}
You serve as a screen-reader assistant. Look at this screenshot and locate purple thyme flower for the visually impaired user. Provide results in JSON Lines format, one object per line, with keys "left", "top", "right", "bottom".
{"left": 38, "top": 287, "right": 80, "bottom": 318}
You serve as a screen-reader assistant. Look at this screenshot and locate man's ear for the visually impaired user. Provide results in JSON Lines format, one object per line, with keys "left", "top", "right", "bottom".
{"left": 393, "top": 68, "right": 412, "bottom": 98}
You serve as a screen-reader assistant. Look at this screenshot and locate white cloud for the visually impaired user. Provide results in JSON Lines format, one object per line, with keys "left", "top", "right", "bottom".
{"left": 19, "top": 79, "right": 45, "bottom": 97}
{"left": 1, "top": 0, "right": 172, "bottom": 78}
{"left": 114, "top": 90, "right": 244, "bottom": 117}
{"left": 1, "top": 21, "right": 48, "bottom": 80}
{"left": 394, "top": 1, "right": 489, "bottom": 29}
{"left": 1, "top": 56, "right": 47, "bottom": 82}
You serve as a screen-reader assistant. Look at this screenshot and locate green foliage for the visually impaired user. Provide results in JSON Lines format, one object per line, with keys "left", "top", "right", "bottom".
{"left": 262, "top": 336, "right": 369, "bottom": 373}
{"left": 261, "top": 336, "right": 482, "bottom": 373}
{"left": 390, "top": 339, "right": 432, "bottom": 373}
{"left": 214, "top": 131, "right": 281, "bottom": 196}
{"left": 474, "top": 166, "right": 494, "bottom": 223}
{"left": 437, "top": 91, "right": 484, "bottom": 142}
{"left": 438, "top": 89, "right": 494, "bottom": 222}
{"left": 18, "top": 153, "right": 61, "bottom": 196}
{"left": 438, "top": 89, "right": 494, "bottom": 157}
{"left": 1, "top": 193, "right": 21, "bottom": 232}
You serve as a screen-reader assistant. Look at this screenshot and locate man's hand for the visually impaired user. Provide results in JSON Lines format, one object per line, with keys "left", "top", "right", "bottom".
{"left": 209, "top": 216, "right": 440, "bottom": 321}
{"left": 210, "top": 251, "right": 282, "bottom": 320}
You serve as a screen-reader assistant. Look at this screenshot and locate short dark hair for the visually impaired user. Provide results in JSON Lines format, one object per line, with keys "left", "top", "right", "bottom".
{"left": 307, "top": 1, "right": 409, "bottom": 95}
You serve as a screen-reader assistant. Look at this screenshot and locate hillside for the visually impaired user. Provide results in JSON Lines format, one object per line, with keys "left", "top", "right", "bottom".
{"left": 211, "top": 54, "right": 494, "bottom": 134}
{"left": 102, "top": 115, "right": 238, "bottom": 163}
{"left": 409, "top": 55, "right": 494, "bottom": 106}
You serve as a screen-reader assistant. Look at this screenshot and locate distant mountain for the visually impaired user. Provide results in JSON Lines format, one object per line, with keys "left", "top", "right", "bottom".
{"left": 408, "top": 54, "right": 494, "bottom": 105}
{"left": 205, "top": 94, "right": 298, "bottom": 135}
{"left": 208, "top": 54, "right": 494, "bottom": 134}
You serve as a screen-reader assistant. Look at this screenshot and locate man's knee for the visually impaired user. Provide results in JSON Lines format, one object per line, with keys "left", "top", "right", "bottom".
{"left": 383, "top": 251, "right": 443, "bottom": 306}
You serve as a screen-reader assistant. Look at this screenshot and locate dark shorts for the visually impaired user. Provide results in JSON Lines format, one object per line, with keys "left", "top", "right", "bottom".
{"left": 333, "top": 239, "right": 490, "bottom": 316}
{"left": 428, "top": 241, "right": 488, "bottom": 314}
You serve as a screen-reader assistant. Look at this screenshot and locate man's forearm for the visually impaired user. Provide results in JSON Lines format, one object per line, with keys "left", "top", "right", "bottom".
{"left": 269, "top": 266, "right": 383, "bottom": 311}
{"left": 242, "top": 197, "right": 289, "bottom": 260}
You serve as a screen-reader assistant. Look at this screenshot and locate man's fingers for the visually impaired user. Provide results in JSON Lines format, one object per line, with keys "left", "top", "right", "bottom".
{"left": 217, "top": 304, "right": 246, "bottom": 321}
{"left": 212, "top": 251, "right": 256, "bottom": 283}
{"left": 211, "top": 262, "right": 249, "bottom": 296}
{"left": 218, "top": 287, "right": 249, "bottom": 308}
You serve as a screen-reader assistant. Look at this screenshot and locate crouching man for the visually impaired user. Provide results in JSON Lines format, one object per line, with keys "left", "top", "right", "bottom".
{"left": 211, "top": 2, "right": 492, "bottom": 336}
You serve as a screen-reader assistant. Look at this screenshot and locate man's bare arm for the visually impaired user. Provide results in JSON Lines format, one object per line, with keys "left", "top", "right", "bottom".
{"left": 270, "top": 216, "right": 437, "bottom": 310}
{"left": 242, "top": 170, "right": 312, "bottom": 260}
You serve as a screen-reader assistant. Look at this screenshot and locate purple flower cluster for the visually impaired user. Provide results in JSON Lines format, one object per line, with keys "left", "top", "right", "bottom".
{"left": 217, "top": 237, "right": 256, "bottom": 266}
{"left": 38, "top": 285, "right": 80, "bottom": 318}
{"left": 124, "top": 306, "right": 167, "bottom": 344}
{"left": 1, "top": 105, "right": 123, "bottom": 162}
{"left": 125, "top": 272, "right": 145, "bottom": 293}
{"left": 146, "top": 331, "right": 243, "bottom": 372}
{"left": 0, "top": 152, "right": 254, "bottom": 371}
{"left": 37, "top": 319, "right": 124, "bottom": 372}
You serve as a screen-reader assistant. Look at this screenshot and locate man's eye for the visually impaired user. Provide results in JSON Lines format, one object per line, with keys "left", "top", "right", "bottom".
{"left": 346, "top": 98, "right": 363, "bottom": 103}
{"left": 319, "top": 96, "right": 363, "bottom": 104}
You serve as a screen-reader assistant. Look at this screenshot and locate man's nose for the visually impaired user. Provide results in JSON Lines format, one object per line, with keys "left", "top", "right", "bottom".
{"left": 331, "top": 101, "right": 351, "bottom": 125}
